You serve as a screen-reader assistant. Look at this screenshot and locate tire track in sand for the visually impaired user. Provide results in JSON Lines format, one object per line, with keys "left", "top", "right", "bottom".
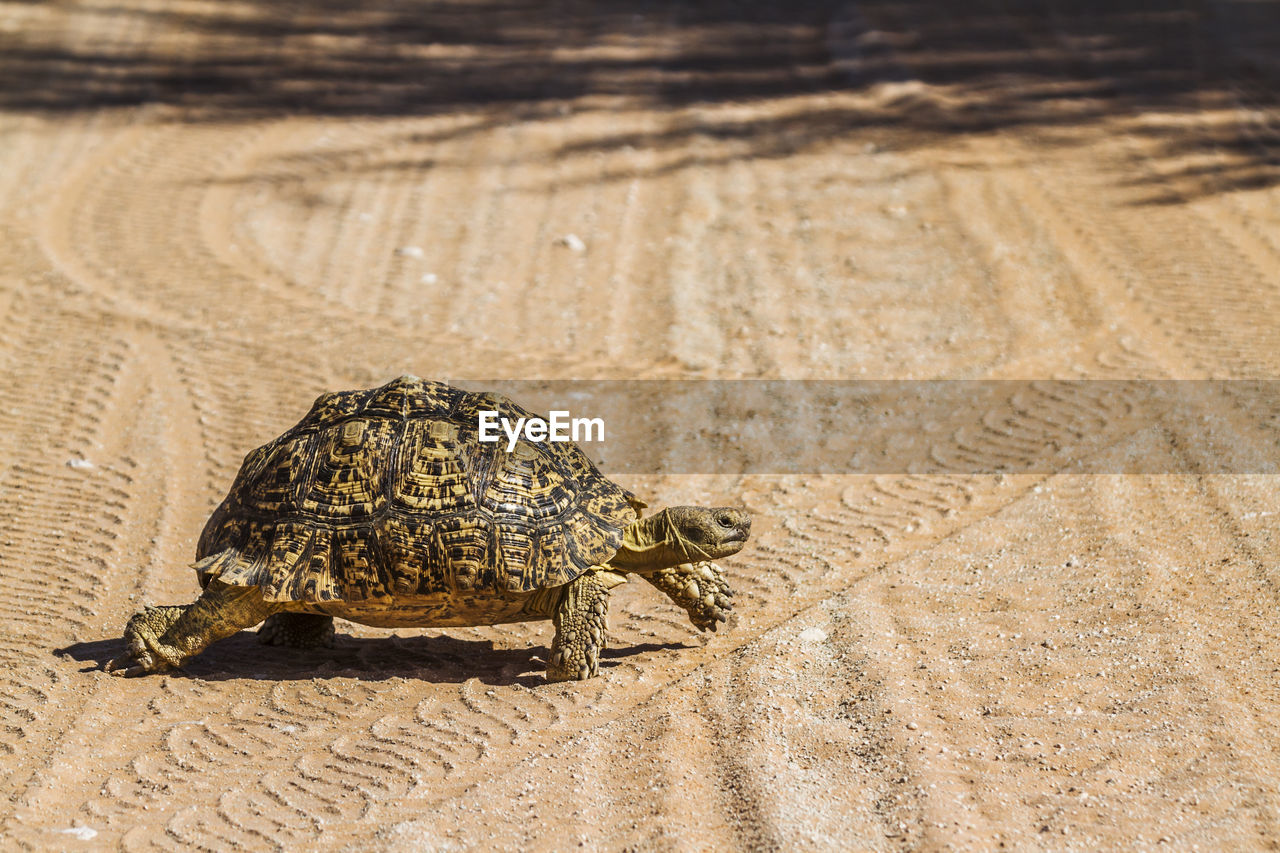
{"left": 0, "top": 304, "right": 233, "bottom": 843}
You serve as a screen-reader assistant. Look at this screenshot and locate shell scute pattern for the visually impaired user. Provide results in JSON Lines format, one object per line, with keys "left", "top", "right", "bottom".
{"left": 243, "top": 434, "right": 316, "bottom": 514}
{"left": 495, "top": 526, "right": 538, "bottom": 592}
{"left": 196, "top": 377, "right": 638, "bottom": 604}
{"left": 392, "top": 418, "right": 475, "bottom": 514}
{"left": 331, "top": 526, "right": 392, "bottom": 603}
{"left": 430, "top": 514, "right": 494, "bottom": 592}
{"left": 299, "top": 417, "right": 396, "bottom": 519}
{"left": 561, "top": 509, "right": 617, "bottom": 568}
{"left": 482, "top": 443, "right": 579, "bottom": 519}
{"left": 362, "top": 375, "right": 462, "bottom": 419}
{"left": 378, "top": 517, "right": 444, "bottom": 594}
{"left": 199, "top": 520, "right": 313, "bottom": 594}
{"left": 303, "top": 388, "right": 367, "bottom": 428}
{"left": 287, "top": 528, "right": 342, "bottom": 603}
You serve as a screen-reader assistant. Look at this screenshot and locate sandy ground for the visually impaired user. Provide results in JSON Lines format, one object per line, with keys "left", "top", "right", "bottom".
{"left": 2, "top": 0, "right": 1280, "bottom": 849}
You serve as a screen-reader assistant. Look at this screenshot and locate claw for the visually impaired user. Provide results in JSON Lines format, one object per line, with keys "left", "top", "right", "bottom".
{"left": 104, "top": 652, "right": 153, "bottom": 678}
{"left": 104, "top": 629, "right": 174, "bottom": 677}
{"left": 113, "top": 664, "right": 148, "bottom": 678}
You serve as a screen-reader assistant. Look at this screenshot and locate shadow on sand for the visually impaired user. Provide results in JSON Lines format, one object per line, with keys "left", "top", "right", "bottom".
{"left": 1, "top": 0, "right": 1277, "bottom": 199}
{"left": 58, "top": 631, "right": 691, "bottom": 688}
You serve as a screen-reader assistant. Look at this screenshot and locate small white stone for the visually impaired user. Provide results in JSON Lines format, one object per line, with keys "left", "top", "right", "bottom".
{"left": 420, "top": 273, "right": 439, "bottom": 284}
{"left": 66, "top": 458, "right": 94, "bottom": 470}
{"left": 799, "top": 627, "right": 828, "bottom": 643}
{"left": 396, "top": 246, "right": 425, "bottom": 258}
{"left": 559, "top": 233, "right": 586, "bottom": 252}
{"left": 59, "top": 827, "right": 98, "bottom": 841}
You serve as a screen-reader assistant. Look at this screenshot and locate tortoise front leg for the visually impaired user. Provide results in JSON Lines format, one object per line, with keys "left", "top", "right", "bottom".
{"left": 643, "top": 561, "right": 734, "bottom": 632}
{"left": 105, "top": 580, "right": 276, "bottom": 677}
{"left": 547, "top": 569, "right": 626, "bottom": 682}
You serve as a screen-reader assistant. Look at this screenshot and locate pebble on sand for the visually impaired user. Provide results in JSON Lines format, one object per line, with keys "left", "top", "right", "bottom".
{"left": 66, "top": 458, "right": 94, "bottom": 470}
{"left": 798, "top": 627, "right": 828, "bottom": 643}
{"left": 558, "top": 234, "right": 586, "bottom": 252}
{"left": 59, "top": 827, "right": 98, "bottom": 841}
{"left": 395, "top": 246, "right": 425, "bottom": 258}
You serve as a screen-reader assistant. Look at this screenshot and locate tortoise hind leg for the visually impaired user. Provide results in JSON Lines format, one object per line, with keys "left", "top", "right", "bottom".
{"left": 258, "top": 613, "right": 335, "bottom": 648}
{"left": 105, "top": 580, "right": 276, "bottom": 677}
{"left": 547, "top": 569, "right": 627, "bottom": 682}
{"left": 117, "top": 605, "right": 189, "bottom": 649}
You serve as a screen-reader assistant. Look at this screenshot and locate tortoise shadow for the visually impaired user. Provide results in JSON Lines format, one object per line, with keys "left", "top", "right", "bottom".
{"left": 58, "top": 632, "right": 692, "bottom": 688}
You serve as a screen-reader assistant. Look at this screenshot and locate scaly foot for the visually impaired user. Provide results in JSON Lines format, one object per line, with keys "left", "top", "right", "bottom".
{"left": 645, "top": 561, "right": 734, "bottom": 632}
{"left": 104, "top": 605, "right": 188, "bottom": 677}
{"left": 548, "top": 573, "right": 612, "bottom": 682}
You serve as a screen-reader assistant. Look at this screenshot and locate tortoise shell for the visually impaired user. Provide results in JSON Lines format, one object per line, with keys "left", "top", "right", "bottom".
{"left": 194, "top": 376, "right": 638, "bottom": 604}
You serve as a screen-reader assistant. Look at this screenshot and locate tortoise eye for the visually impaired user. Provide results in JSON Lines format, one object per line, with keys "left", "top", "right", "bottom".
{"left": 715, "top": 513, "right": 734, "bottom": 528}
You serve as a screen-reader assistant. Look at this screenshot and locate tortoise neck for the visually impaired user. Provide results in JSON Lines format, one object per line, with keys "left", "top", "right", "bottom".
{"left": 608, "top": 509, "right": 701, "bottom": 572}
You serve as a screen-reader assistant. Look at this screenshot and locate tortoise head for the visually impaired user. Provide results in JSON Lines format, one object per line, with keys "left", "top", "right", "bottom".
{"left": 610, "top": 506, "right": 752, "bottom": 572}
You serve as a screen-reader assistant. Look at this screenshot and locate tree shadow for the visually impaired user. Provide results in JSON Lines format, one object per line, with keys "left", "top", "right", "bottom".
{"left": 57, "top": 631, "right": 692, "bottom": 688}
{"left": 2, "top": 0, "right": 1276, "bottom": 199}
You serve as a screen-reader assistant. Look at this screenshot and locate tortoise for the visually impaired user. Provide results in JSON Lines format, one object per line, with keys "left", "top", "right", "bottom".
{"left": 105, "top": 376, "right": 751, "bottom": 682}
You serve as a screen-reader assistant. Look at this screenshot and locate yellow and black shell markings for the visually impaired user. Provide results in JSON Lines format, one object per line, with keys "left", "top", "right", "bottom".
{"left": 195, "top": 376, "right": 638, "bottom": 606}
{"left": 299, "top": 417, "right": 397, "bottom": 519}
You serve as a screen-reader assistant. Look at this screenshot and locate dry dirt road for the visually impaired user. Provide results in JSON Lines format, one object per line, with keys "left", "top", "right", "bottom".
{"left": 2, "top": 0, "right": 1280, "bottom": 850}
